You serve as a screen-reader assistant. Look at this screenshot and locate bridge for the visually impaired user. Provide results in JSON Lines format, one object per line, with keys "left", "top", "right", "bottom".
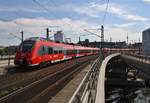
{"left": 0, "top": 53, "right": 150, "bottom": 103}
{"left": 69, "top": 53, "right": 150, "bottom": 103}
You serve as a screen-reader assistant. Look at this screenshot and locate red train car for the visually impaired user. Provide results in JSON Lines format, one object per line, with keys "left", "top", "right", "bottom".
{"left": 14, "top": 37, "right": 99, "bottom": 66}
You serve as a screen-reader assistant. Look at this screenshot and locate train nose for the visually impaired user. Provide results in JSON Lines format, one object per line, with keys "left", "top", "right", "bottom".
{"left": 15, "top": 57, "right": 28, "bottom": 65}
{"left": 15, "top": 52, "right": 31, "bottom": 65}
{"left": 22, "top": 58, "right": 28, "bottom": 65}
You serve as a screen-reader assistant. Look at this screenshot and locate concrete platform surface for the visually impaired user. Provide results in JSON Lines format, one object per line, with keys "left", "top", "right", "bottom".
{"left": 49, "top": 64, "right": 92, "bottom": 103}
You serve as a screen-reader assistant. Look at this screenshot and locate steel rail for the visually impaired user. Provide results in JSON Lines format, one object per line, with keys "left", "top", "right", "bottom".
{"left": 27, "top": 61, "right": 90, "bottom": 103}
{"left": 0, "top": 55, "right": 97, "bottom": 103}
{"left": 0, "top": 55, "right": 97, "bottom": 92}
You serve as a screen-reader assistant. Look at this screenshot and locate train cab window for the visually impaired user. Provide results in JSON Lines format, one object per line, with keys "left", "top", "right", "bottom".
{"left": 19, "top": 40, "right": 35, "bottom": 52}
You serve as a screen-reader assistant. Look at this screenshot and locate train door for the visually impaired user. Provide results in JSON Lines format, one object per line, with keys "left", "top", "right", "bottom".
{"left": 63, "top": 49, "right": 67, "bottom": 59}
{"left": 77, "top": 49, "right": 79, "bottom": 57}
{"left": 43, "top": 46, "right": 49, "bottom": 61}
{"left": 38, "top": 46, "right": 48, "bottom": 63}
{"left": 38, "top": 46, "right": 44, "bottom": 64}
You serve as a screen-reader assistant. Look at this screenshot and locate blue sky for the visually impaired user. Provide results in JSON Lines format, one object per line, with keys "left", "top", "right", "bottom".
{"left": 0, "top": 0, "right": 150, "bottom": 46}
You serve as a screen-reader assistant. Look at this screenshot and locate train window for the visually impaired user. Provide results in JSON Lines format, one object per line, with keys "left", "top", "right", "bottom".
{"left": 59, "top": 50, "right": 62, "bottom": 54}
{"left": 63, "top": 49, "right": 66, "bottom": 55}
{"left": 67, "top": 50, "right": 71, "bottom": 55}
{"left": 54, "top": 50, "right": 58, "bottom": 54}
{"left": 79, "top": 50, "right": 81, "bottom": 53}
{"left": 73, "top": 50, "right": 77, "bottom": 54}
{"left": 48, "top": 47, "right": 53, "bottom": 54}
{"left": 70, "top": 50, "right": 72, "bottom": 54}
{"left": 66, "top": 50, "right": 69, "bottom": 55}
{"left": 53, "top": 47, "right": 63, "bottom": 54}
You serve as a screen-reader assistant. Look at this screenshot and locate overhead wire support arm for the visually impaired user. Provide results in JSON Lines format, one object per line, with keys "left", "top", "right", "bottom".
{"left": 9, "top": 33, "right": 22, "bottom": 40}
{"left": 83, "top": 29, "right": 101, "bottom": 38}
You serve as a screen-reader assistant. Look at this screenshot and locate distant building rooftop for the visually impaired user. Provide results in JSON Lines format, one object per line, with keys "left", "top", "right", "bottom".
{"left": 143, "top": 28, "right": 150, "bottom": 33}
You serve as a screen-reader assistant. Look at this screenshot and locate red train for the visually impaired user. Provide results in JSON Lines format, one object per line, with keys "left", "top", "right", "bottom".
{"left": 14, "top": 37, "right": 99, "bottom": 66}
{"left": 102, "top": 48, "right": 140, "bottom": 56}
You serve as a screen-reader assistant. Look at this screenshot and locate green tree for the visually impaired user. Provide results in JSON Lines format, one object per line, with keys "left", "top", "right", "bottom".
{"left": 84, "top": 39, "right": 89, "bottom": 46}
{"left": 0, "top": 49, "right": 5, "bottom": 57}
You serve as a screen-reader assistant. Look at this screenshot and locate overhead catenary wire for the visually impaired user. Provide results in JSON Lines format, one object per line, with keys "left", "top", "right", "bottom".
{"left": 80, "top": 0, "right": 110, "bottom": 40}
{"left": 32, "top": 0, "right": 79, "bottom": 41}
{"left": 50, "top": 0, "right": 75, "bottom": 31}
{"left": 9, "top": 33, "right": 22, "bottom": 40}
{"left": 32, "top": 0, "right": 74, "bottom": 30}
{"left": 32, "top": 0, "right": 59, "bottom": 19}
{"left": 32, "top": 0, "right": 108, "bottom": 42}
{"left": 102, "top": 0, "right": 110, "bottom": 26}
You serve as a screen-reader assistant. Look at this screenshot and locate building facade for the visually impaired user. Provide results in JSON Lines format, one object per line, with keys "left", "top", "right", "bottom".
{"left": 54, "top": 31, "right": 64, "bottom": 42}
{"left": 142, "top": 28, "right": 150, "bottom": 56}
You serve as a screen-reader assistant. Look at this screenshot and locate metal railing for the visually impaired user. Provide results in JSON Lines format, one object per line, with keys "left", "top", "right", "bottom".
{"left": 0, "top": 55, "right": 14, "bottom": 60}
{"left": 68, "top": 56, "right": 103, "bottom": 103}
{"left": 123, "top": 53, "right": 150, "bottom": 64}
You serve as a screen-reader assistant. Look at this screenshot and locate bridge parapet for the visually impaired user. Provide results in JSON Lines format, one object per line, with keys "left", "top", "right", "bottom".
{"left": 95, "top": 53, "right": 120, "bottom": 103}
{"left": 121, "top": 54, "right": 150, "bottom": 77}
{"left": 68, "top": 56, "right": 102, "bottom": 103}
{"left": 124, "top": 54, "right": 150, "bottom": 64}
{"left": 69, "top": 53, "right": 120, "bottom": 103}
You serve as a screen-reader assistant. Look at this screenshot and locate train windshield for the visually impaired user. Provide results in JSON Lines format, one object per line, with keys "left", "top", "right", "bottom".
{"left": 19, "top": 41, "right": 35, "bottom": 52}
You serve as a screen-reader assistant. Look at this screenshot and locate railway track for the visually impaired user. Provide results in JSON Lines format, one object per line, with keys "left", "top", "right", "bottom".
{"left": 0, "top": 55, "right": 98, "bottom": 103}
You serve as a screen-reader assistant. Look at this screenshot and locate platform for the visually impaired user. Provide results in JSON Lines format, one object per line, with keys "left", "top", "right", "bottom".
{"left": 0, "top": 60, "right": 14, "bottom": 75}
{"left": 49, "top": 63, "right": 92, "bottom": 103}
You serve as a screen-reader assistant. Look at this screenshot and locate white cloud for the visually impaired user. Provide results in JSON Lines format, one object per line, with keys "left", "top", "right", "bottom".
{"left": 74, "top": 3, "right": 148, "bottom": 22}
{"left": 0, "top": 6, "right": 46, "bottom": 13}
{"left": 143, "top": 0, "right": 150, "bottom": 3}
{"left": 0, "top": 17, "right": 97, "bottom": 45}
{"left": 112, "top": 22, "right": 137, "bottom": 28}
{"left": 0, "top": 17, "right": 144, "bottom": 46}
{"left": 74, "top": 3, "right": 104, "bottom": 18}
{"left": 105, "top": 25, "right": 141, "bottom": 42}
{"left": 13, "top": 17, "right": 93, "bottom": 32}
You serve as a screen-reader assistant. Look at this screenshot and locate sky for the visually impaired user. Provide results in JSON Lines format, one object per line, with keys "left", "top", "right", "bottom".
{"left": 0, "top": 0, "right": 150, "bottom": 46}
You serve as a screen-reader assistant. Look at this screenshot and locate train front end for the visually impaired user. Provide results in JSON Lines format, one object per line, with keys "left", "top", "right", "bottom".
{"left": 14, "top": 40, "right": 36, "bottom": 66}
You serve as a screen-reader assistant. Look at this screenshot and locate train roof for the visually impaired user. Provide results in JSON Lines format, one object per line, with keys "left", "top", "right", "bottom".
{"left": 25, "top": 37, "right": 50, "bottom": 41}
{"left": 25, "top": 37, "right": 99, "bottom": 50}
